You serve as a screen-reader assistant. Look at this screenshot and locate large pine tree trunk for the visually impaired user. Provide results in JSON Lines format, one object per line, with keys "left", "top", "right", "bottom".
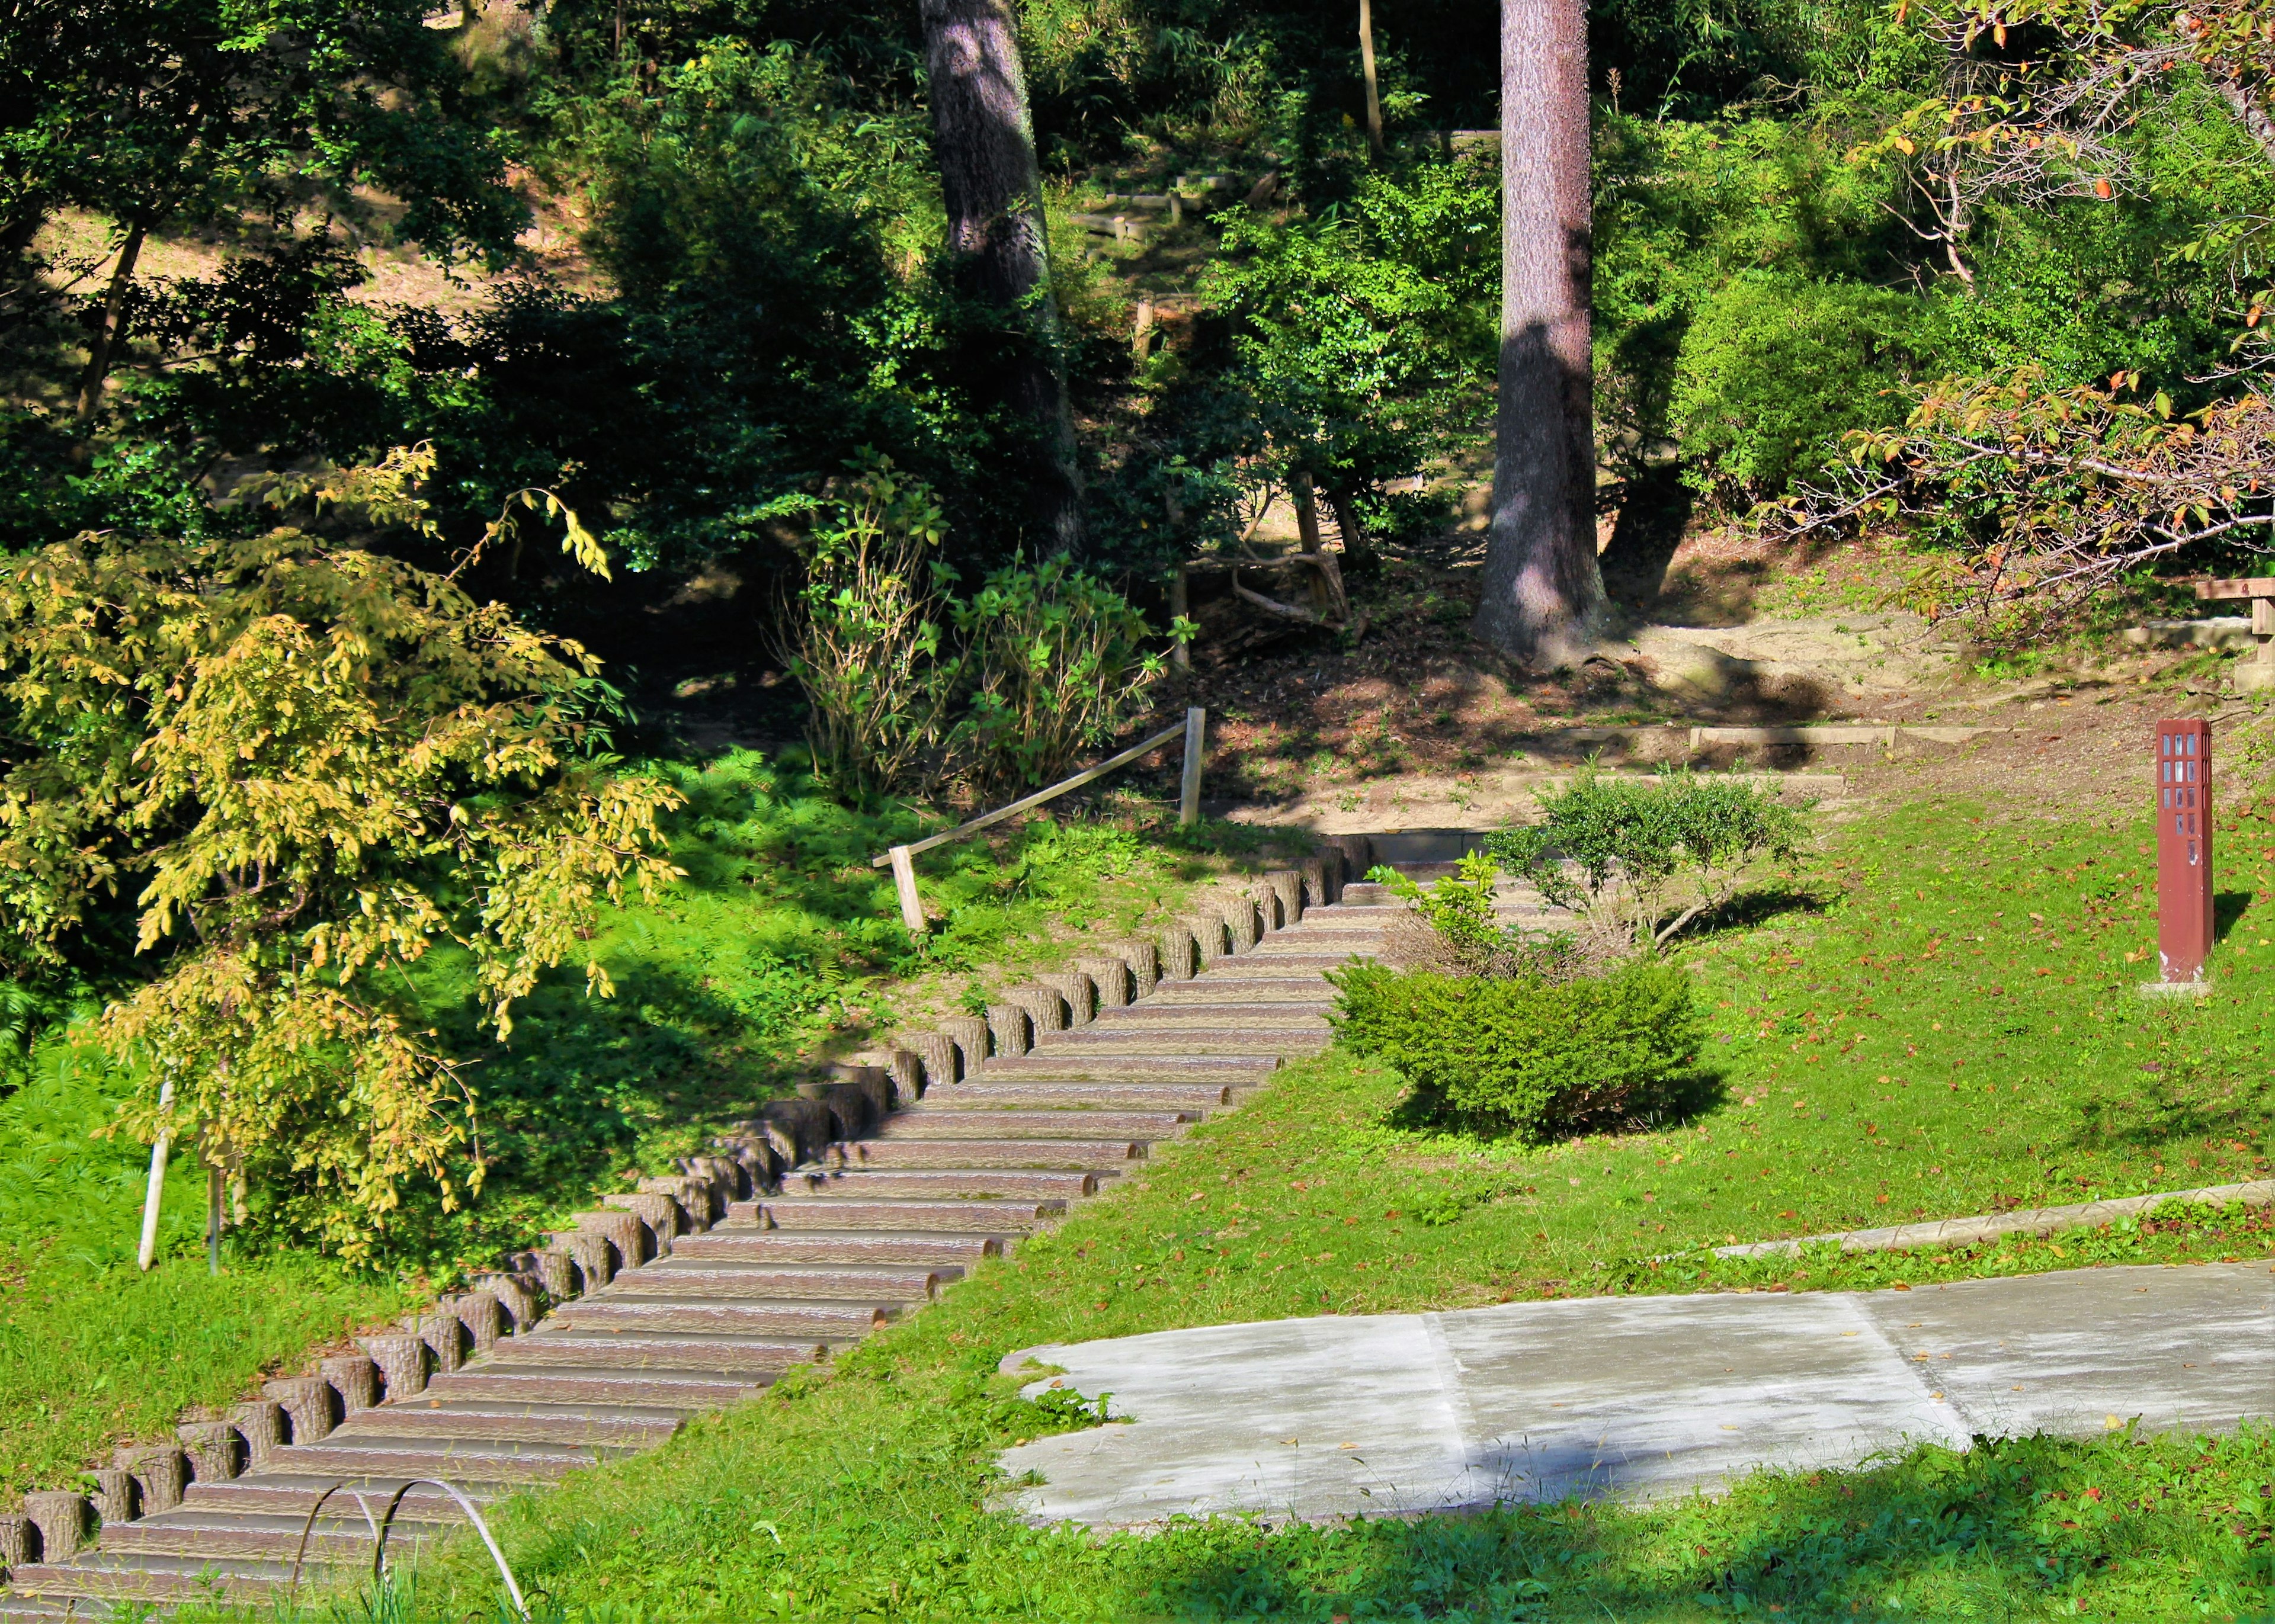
{"left": 919, "top": 0, "right": 1084, "bottom": 551}
{"left": 1473, "top": 0, "right": 1604, "bottom": 669}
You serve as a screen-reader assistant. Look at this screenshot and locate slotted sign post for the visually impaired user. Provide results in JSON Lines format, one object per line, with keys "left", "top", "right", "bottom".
{"left": 2194, "top": 577, "right": 2275, "bottom": 691}
{"left": 2153, "top": 718, "right": 2213, "bottom": 989}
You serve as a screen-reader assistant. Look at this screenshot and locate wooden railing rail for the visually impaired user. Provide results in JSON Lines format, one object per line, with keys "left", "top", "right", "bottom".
{"left": 870, "top": 707, "right": 1206, "bottom": 932}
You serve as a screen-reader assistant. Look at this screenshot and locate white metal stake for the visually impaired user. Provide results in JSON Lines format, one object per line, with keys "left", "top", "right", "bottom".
{"left": 137, "top": 1076, "right": 175, "bottom": 1272}
{"left": 1179, "top": 707, "right": 1207, "bottom": 826}
{"left": 889, "top": 844, "right": 927, "bottom": 933}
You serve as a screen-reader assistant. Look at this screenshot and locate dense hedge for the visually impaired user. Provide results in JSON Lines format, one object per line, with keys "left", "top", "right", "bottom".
{"left": 1328, "top": 959, "right": 1706, "bottom": 1138}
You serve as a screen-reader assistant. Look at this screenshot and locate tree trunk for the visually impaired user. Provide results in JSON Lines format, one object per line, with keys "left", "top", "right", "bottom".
{"left": 1325, "top": 484, "right": 1378, "bottom": 572}
{"left": 1473, "top": 0, "right": 1604, "bottom": 670}
{"left": 75, "top": 220, "right": 146, "bottom": 423}
{"left": 919, "top": 0, "right": 1084, "bottom": 552}
{"left": 1359, "top": 0, "right": 1385, "bottom": 156}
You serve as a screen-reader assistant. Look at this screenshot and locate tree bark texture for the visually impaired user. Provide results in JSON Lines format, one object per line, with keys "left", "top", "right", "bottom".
{"left": 1475, "top": 0, "right": 1604, "bottom": 669}
{"left": 75, "top": 220, "right": 146, "bottom": 423}
{"left": 919, "top": 0, "right": 1084, "bottom": 551}
{"left": 1359, "top": 0, "right": 1385, "bottom": 155}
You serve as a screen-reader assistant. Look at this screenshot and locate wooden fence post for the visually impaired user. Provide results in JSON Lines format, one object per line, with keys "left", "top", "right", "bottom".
{"left": 889, "top": 845, "right": 927, "bottom": 934}
{"left": 1180, "top": 707, "right": 1207, "bottom": 826}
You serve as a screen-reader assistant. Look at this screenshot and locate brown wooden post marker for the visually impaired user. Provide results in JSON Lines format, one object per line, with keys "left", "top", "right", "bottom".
{"left": 2155, "top": 719, "right": 2213, "bottom": 984}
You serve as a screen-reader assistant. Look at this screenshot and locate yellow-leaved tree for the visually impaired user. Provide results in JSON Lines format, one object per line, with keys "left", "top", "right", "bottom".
{"left": 0, "top": 452, "right": 682, "bottom": 1260}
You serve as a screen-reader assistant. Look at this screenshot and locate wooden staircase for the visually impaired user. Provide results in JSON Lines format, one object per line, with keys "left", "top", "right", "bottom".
{"left": 0, "top": 850, "right": 1557, "bottom": 1616}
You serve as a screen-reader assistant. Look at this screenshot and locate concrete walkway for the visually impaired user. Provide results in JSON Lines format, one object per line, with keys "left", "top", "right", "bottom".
{"left": 996, "top": 1262, "right": 2275, "bottom": 1528}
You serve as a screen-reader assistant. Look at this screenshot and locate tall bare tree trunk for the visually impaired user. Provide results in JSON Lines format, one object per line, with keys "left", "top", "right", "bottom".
{"left": 919, "top": 0, "right": 1084, "bottom": 552}
{"left": 75, "top": 219, "right": 146, "bottom": 423}
{"left": 1473, "top": 0, "right": 1603, "bottom": 669}
{"left": 1359, "top": 0, "right": 1385, "bottom": 156}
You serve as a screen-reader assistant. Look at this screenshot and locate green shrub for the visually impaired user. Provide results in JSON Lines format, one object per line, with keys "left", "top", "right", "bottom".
{"left": 951, "top": 554, "right": 1169, "bottom": 798}
{"left": 1670, "top": 270, "right": 1941, "bottom": 500}
{"left": 1366, "top": 853, "right": 1579, "bottom": 979}
{"left": 1328, "top": 959, "right": 1704, "bottom": 1139}
{"left": 1486, "top": 772, "right": 1809, "bottom": 957}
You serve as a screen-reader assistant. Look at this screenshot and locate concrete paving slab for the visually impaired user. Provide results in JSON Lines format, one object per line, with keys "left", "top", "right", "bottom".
{"left": 996, "top": 1263, "right": 2274, "bottom": 1528}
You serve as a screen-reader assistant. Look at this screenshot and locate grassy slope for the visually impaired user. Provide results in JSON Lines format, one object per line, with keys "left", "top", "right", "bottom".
{"left": 0, "top": 750, "right": 1284, "bottom": 1507}
{"left": 339, "top": 794, "right": 2272, "bottom": 1623}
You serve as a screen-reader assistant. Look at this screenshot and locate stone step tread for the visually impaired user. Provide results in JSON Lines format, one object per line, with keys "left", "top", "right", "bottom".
{"left": 478, "top": 1333, "right": 828, "bottom": 1373}
{"left": 879, "top": 1109, "right": 1197, "bottom": 1137}
{"left": 603, "top": 1262, "right": 951, "bottom": 1298}
{"left": 834, "top": 1138, "right": 1146, "bottom": 1170}
{"left": 726, "top": 1195, "right": 1060, "bottom": 1230}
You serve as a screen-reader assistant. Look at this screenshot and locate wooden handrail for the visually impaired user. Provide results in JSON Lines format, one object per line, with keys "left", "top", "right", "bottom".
{"left": 871, "top": 707, "right": 1206, "bottom": 932}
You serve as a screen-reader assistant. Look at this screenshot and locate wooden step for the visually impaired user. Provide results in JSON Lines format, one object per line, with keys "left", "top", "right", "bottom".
{"left": 1086, "top": 1006, "right": 1332, "bottom": 1028}
{"left": 2, "top": 1561, "right": 293, "bottom": 1604}
{"left": 879, "top": 1109, "right": 1196, "bottom": 1138}
{"left": 1145, "top": 980, "right": 1341, "bottom": 1003}
{"left": 1034, "top": 1030, "right": 1320, "bottom": 1055}
{"left": 477, "top": 1333, "right": 827, "bottom": 1375}
{"left": 729, "top": 1194, "right": 1062, "bottom": 1230}
{"left": 836, "top": 1137, "right": 1145, "bottom": 1171}
{"left": 546, "top": 1299, "right": 895, "bottom": 1337}
{"left": 418, "top": 1369, "right": 764, "bottom": 1409}
{"left": 255, "top": 1440, "right": 600, "bottom": 1483}
{"left": 909, "top": 1081, "right": 1231, "bottom": 1111}
{"left": 332, "top": 1407, "right": 681, "bottom": 1449}
{"left": 776, "top": 1168, "right": 1103, "bottom": 1199}
{"left": 605, "top": 1262, "right": 951, "bottom": 1299}
{"left": 96, "top": 1518, "right": 448, "bottom": 1562}
{"left": 973, "top": 1055, "right": 1275, "bottom": 1083}
{"left": 181, "top": 1478, "right": 502, "bottom": 1519}
{"left": 668, "top": 1230, "right": 1001, "bottom": 1266}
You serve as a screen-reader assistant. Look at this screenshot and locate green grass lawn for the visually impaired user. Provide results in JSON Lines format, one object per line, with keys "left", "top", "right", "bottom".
{"left": 277, "top": 794, "right": 2272, "bottom": 1623}
{"left": 0, "top": 748, "right": 1286, "bottom": 1507}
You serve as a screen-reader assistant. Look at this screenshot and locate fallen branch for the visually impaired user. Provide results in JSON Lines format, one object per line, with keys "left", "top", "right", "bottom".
{"left": 1231, "top": 577, "right": 1340, "bottom": 627}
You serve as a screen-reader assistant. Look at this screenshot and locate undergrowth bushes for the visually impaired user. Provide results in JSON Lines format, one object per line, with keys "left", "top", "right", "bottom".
{"left": 782, "top": 461, "right": 1179, "bottom": 805}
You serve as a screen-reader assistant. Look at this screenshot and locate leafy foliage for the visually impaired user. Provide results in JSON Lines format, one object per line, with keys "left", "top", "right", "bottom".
{"left": 0, "top": 468, "right": 680, "bottom": 1258}
{"left": 953, "top": 556, "right": 1172, "bottom": 798}
{"left": 1329, "top": 958, "right": 1707, "bottom": 1138}
{"left": 1367, "top": 853, "right": 1581, "bottom": 979}
{"left": 778, "top": 455, "right": 960, "bottom": 803}
{"left": 1670, "top": 271, "right": 1941, "bottom": 502}
{"left": 1488, "top": 774, "right": 1812, "bottom": 957}
{"left": 1770, "top": 367, "right": 2275, "bottom": 637}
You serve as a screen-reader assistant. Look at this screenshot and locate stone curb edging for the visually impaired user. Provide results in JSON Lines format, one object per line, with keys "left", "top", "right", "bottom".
{"left": 1710, "top": 1179, "right": 2274, "bottom": 1259}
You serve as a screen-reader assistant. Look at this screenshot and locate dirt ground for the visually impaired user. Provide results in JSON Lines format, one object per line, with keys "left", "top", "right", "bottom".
{"left": 1162, "top": 508, "right": 2273, "bottom": 836}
